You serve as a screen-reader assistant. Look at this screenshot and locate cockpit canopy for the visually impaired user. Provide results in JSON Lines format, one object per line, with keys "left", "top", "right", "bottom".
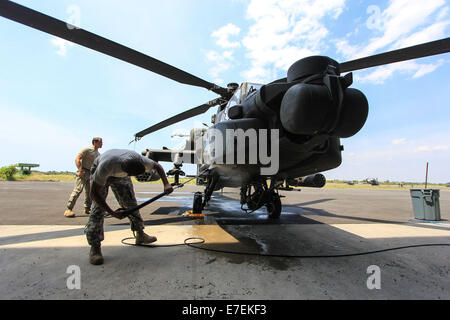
{"left": 216, "top": 82, "right": 263, "bottom": 122}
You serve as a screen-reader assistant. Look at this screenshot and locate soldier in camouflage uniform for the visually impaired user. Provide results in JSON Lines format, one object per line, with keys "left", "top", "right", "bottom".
{"left": 64, "top": 137, "right": 103, "bottom": 217}
{"left": 85, "top": 176, "right": 145, "bottom": 246}
{"left": 85, "top": 149, "right": 173, "bottom": 265}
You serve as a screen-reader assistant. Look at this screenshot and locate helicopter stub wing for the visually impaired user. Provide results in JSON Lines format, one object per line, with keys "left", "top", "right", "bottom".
{"left": 144, "top": 149, "right": 197, "bottom": 164}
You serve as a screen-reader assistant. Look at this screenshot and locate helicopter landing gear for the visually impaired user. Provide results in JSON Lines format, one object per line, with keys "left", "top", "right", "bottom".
{"left": 265, "top": 192, "right": 282, "bottom": 219}
{"left": 240, "top": 180, "right": 283, "bottom": 219}
{"left": 202, "top": 173, "right": 219, "bottom": 208}
{"left": 166, "top": 163, "right": 185, "bottom": 186}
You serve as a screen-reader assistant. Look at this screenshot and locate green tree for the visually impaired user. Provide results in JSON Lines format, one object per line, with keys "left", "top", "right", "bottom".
{"left": 0, "top": 165, "right": 18, "bottom": 181}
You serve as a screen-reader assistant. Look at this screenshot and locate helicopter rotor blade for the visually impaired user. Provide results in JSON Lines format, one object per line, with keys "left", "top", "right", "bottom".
{"left": 134, "top": 98, "right": 225, "bottom": 140}
{"left": 340, "top": 37, "right": 450, "bottom": 73}
{"left": 0, "top": 0, "right": 229, "bottom": 97}
{"left": 268, "top": 37, "right": 450, "bottom": 84}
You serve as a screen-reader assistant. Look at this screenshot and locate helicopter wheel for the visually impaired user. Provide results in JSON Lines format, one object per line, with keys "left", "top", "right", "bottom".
{"left": 192, "top": 192, "right": 203, "bottom": 214}
{"left": 266, "top": 194, "right": 282, "bottom": 219}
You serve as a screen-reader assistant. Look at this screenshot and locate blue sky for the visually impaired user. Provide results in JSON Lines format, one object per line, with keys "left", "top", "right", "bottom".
{"left": 0, "top": 0, "right": 449, "bottom": 183}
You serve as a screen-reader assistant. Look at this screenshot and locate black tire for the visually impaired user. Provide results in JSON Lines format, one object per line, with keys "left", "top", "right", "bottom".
{"left": 193, "top": 192, "right": 203, "bottom": 213}
{"left": 266, "top": 195, "right": 282, "bottom": 219}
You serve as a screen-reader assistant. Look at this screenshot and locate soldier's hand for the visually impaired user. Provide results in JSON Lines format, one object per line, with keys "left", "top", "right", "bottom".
{"left": 164, "top": 184, "right": 174, "bottom": 194}
{"left": 78, "top": 170, "right": 85, "bottom": 178}
{"left": 112, "top": 208, "right": 129, "bottom": 220}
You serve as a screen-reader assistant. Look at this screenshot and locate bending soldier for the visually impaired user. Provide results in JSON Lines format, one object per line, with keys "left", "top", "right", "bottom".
{"left": 85, "top": 149, "right": 173, "bottom": 265}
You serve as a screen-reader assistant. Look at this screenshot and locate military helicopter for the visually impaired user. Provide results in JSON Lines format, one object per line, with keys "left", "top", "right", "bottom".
{"left": 364, "top": 178, "right": 379, "bottom": 186}
{"left": 1, "top": 1, "right": 449, "bottom": 219}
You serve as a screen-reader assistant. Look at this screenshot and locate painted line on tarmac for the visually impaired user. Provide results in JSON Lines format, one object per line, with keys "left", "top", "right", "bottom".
{"left": 0, "top": 225, "right": 239, "bottom": 249}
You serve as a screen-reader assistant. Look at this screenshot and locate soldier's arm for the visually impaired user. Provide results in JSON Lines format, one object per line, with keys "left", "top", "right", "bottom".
{"left": 75, "top": 153, "right": 84, "bottom": 177}
{"left": 90, "top": 181, "right": 119, "bottom": 217}
{"left": 154, "top": 162, "right": 173, "bottom": 194}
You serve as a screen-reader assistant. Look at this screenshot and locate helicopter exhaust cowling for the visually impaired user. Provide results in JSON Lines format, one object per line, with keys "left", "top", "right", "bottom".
{"left": 280, "top": 83, "right": 368, "bottom": 138}
{"left": 280, "top": 83, "right": 333, "bottom": 136}
{"left": 330, "top": 88, "right": 368, "bottom": 138}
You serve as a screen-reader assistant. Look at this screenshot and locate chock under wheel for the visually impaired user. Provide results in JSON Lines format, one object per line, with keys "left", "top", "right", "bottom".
{"left": 182, "top": 210, "right": 204, "bottom": 218}
{"left": 182, "top": 192, "right": 204, "bottom": 218}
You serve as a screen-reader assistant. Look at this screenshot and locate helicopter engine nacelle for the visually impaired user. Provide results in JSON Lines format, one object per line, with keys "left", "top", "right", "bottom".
{"left": 280, "top": 84, "right": 368, "bottom": 138}
{"left": 237, "top": 56, "right": 368, "bottom": 140}
{"left": 280, "top": 56, "right": 368, "bottom": 138}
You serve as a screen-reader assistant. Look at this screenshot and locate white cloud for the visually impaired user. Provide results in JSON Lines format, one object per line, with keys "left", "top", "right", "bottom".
{"left": 437, "top": 6, "right": 449, "bottom": 21}
{"left": 207, "top": 0, "right": 348, "bottom": 83}
{"left": 334, "top": 39, "right": 360, "bottom": 59}
{"left": 392, "top": 138, "right": 406, "bottom": 145}
{"left": 50, "top": 37, "right": 74, "bottom": 56}
{"left": 211, "top": 23, "right": 241, "bottom": 48}
{"left": 335, "top": 0, "right": 449, "bottom": 84}
{"left": 330, "top": 134, "right": 450, "bottom": 182}
{"left": 207, "top": 24, "right": 241, "bottom": 83}
{"left": 362, "top": 0, "right": 445, "bottom": 56}
{"left": 206, "top": 50, "right": 235, "bottom": 82}
{"left": 411, "top": 60, "right": 444, "bottom": 78}
{"left": 355, "top": 59, "right": 445, "bottom": 84}
{"left": 393, "top": 21, "right": 450, "bottom": 50}
{"left": 206, "top": 0, "right": 448, "bottom": 85}
{"left": 414, "top": 145, "right": 450, "bottom": 152}
{"left": 240, "top": 0, "right": 346, "bottom": 82}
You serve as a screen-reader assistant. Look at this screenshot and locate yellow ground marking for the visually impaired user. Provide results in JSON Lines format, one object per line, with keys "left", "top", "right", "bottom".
{"left": 0, "top": 225, "right": 239, "bottom": 249}
{"left": 332, "top": 223, "right": 450, "bottom": 239}
{"left": 0, "top": 225, "right": 83, "bottom": 238}
{"left": 1, "top": 223, "right": 449, "bottom": 249}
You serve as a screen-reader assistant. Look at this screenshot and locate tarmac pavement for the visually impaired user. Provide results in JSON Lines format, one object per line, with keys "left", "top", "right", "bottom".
{"left": 0, "top": 181, "right": 449, "bottom": 300}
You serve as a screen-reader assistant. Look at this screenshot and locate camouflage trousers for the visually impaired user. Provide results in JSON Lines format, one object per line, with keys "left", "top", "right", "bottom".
{"left": 66, "top": 169, "right": 91, "bottom": 211}
{"left": 85, "top": 176, "right": 145, "bottom": 246}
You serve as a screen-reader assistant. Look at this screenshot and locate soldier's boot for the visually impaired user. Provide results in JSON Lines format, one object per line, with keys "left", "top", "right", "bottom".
{"left": 64, "top": 209, "right": 75, "bottom": 218}
{"left": 89, "top": 244, "right": 104, "bottom": 265}
{"left": 135, "top": 231, "right": 157, "bottom": 245}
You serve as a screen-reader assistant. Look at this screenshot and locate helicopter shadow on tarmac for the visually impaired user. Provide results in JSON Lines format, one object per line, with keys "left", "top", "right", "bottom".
{"left": 110, "top": 191, "right": 320, "bottom": 227}
{"left": 111, "top": 190, "right": 401, "bottom": 227}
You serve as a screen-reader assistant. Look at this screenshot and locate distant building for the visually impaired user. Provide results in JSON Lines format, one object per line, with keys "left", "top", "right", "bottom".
{"left": 14, "top": 163, "right": 39, "bottom": 175}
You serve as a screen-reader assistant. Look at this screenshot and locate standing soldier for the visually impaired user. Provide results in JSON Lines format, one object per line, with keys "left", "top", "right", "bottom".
{"left": 85, "top": 149, "right": 173, "bottom": 265}
{"left": 64, "top": 137, "right": 103, "bottom": 217}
